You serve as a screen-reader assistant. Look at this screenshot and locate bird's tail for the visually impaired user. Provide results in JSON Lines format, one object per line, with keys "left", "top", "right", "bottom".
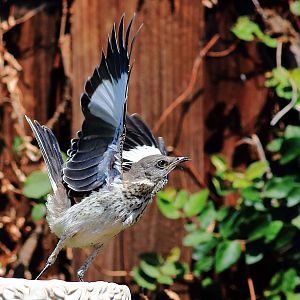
{"left": 25, "top": 116, "right": 70, "bottom": 226}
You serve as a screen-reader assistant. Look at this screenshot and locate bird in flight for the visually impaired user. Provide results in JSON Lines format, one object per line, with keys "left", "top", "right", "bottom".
{"left": 26, "top": 15, "right": 188, "bottom": 281}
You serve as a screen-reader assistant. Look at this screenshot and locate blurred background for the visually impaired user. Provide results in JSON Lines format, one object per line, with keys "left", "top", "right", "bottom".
{"left": 1, "top": 0, "right": 300, "bottom": 299}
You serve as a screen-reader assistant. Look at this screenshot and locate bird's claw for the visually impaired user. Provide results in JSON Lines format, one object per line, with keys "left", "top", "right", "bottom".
{"left": 77, "top": 269, "right": 85, "bottom": 282}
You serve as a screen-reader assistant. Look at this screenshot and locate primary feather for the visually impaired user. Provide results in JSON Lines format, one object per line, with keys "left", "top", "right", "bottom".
{"left": 63, "top": 15, "right": 135, "bottom": 195}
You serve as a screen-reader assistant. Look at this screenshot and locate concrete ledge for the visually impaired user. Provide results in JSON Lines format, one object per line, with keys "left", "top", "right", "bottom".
{"left": 0, "top": 278, "right": 131, "bottom": 300}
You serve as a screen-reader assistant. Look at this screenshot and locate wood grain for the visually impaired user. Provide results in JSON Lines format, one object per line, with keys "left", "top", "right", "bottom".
{"left": 70, "top": 0, "right": 204, "bottom": 282}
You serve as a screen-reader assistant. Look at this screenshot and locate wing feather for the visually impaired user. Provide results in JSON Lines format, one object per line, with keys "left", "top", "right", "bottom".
{"left": 63, "top": 15, "right": 137, "bottom": 195}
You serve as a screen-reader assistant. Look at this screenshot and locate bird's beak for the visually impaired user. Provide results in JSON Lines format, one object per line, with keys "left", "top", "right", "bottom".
{"left": 175, "top": 156, "right": 190, "bottom": 164}
{"left": 167, "top": 156, "right": 190, "bottom": 173}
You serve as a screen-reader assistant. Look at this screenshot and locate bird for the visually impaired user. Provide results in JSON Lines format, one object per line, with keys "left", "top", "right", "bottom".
{"left": 25, "top": 15, "right": 189, "bottom": 281}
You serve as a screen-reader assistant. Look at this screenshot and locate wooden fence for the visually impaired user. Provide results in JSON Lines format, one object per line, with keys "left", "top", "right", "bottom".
{"left": 1, "top": 0, "right": 268, "bottom": 290}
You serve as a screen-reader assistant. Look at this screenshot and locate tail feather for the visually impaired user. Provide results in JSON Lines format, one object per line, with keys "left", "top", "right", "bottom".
{"left": 25, "top": 116, "right": 63, "bottom": 192}
{"left": 25, "top": 116, "right": 70, "bottom": 226}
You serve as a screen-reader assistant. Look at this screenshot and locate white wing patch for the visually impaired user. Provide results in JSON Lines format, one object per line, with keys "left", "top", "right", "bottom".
{"left": 88, "top": 73, "right": 128, "bottom": 127}
{"left": 123, "top": 145, "right": 161, "bottom": 162}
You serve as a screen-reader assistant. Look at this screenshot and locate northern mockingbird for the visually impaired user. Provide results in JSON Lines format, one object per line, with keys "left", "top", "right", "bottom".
{"left": 26, "top": 15, "right": 188, "bottom": 281}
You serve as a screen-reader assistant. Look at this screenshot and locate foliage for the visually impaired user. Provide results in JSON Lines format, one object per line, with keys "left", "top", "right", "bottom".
{"left": 22, "top": 152, "right": 67, "bottom": 221}
{"left": 133, "top": 9, "right": 300, "bottom": 299}
{"left": 290, "top": 0, "right": 300, "bottom": 16}
{"left": 31, "top": 203, "right": 47, "bottom": 221}
{"left": 23, "top": 170, "right": 52, "bottom": 200}
{"left": 133, "top": 248, "right": 188, "bottom": 290}
{"left": 265, "top": 67, "right": 300, "bottom": 105}
{"left": 231, "top": 16, "right": 277, "bottom": 48}
{"left": 133, "top": 138, "right": 300, "bottom": 297}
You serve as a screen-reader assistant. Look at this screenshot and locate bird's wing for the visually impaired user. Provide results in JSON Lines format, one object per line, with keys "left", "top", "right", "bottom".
{"left": 63, "top": 16, "right": 138, "bottom": 194}
{"left": 122, "top": 114, "right": 166, "bottom": 170}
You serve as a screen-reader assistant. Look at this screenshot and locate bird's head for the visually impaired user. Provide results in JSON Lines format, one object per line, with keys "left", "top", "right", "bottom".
{"left": 127, "top": 154, "right": 189, "bottom": 185}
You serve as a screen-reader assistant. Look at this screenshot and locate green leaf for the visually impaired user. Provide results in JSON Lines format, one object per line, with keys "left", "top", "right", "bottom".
{"left": 287, "top": 186, "right": 300, "bottom": 207}
{"left": 219, "top": 211, "right": 242, "bottom": 238}
{"left": 192, "top": 237, "right": 218, "bottom": 261}
{"left": 157, "top": 188, "right": 182, "bottom": 219}
{"left": 280, "top": 138, "right": 300, "bottom": 164}
{"left": 201, "top": 277, "right": 213, "bottom": 288}
{"left": 140, "top": 260, "right": 161, "bottom": 279}
{"left": 284, "top": 125, "right": 300, "bottom": 138}
{"left": 246, "top": 252, "right": 264, "bottom": 265}
{"left": 264, "top": 176, "right": 295, "bottom": 199}
{"left": 231, "top": 16, "right": 258, "bottom": 41}
{"left": 183, "top": 230, "right": 213, "bottom": 247}
{"left": 193, "top": 256, "right": 214, "bottom": 276}
{"left": 166, "top": 247, "right": 181, "bottom": 263}
{"left": 270, "top": 268, "right": 299, "bottom": 293}
{"left": 265, "top": 221, "right": 284, "bottom": 243}
{"left": 13, "top": 136, "right": 23, "bottom": 153}
{"left": 248, "top": 218, "right": 270, "bottom": 242}
{"left": 245, "top": 161, "right": 268, "bottom": 180}
{"left": 267, "top": 138, "right": 283, "bottom": 152}
{"left": 216, "top": 206, "right": 231, "bottom": 221}
{"left": 211, "top": 155, "right": 227, "bottom": 173}
{"left": 248, "top": 219, "right": 283, "bottom": 243}
{"left": 132, "top": 267, "right": 156, "bottom": 290}
{"left": 260, "top": 34, "right": 277, "bottom": 48}
{"left": 290, "top": 68, "right": 300, "bottom": 84}
{"left": 265, "top": 67, "right": 294, "bottom": 99}
{"left": 174, "top": 190, "right": 189, "bottom": 209}
{"left": 276, "top": 82, "right": 293, "bottom": 99}
{"left": 157, "top": 197, "right": 181, "bottom": 219}
{"left": 23, "top": 170, "right": 52, "bottom": 199}
{"left": 232, "top": 177, "right": 252, "bottom": 189}
{"left": 160, "top": 262, "right": 178, "bottom": 276}
{"left": 212, "top": 177, "right": 231, "bottom": 196}
{"left": 215, "top": 240, "right": 242, "bottom": 273}
{"left": 183, "top": 189, "right": 209, "bottom": 217}
{"left": 273, "top": 226, "right": 297, "bottom": 250}
{"left": 286, "top": 270, "right": 300, "bottom": 291}
{"left": 287, "top": 293, "right": 300, "bottom": 300}
{"left": 224, "top": 171, "right": 243, "bottom": 182}
{"left": 157, "top": 188, "right": 177, "bottom": 202}
{"left": 184, "top": 222, "right": 197, "bottom": 232}
{"left": 231, "top": 16, "right": 276, "bottom": 47}
{"left": 241, "top": 187, "right": 261, "bottom": 201}
{"left": 31, "top": 203, "right": 46, "bottom": 221}
{"left": 290, "top": 0, "right": 300, "bottom": 16}
{"left": 157, "top": 274, "right": 173, "bottom": 285}
{"left": 291, "top": 215, "right": 300, "bottom": 229}
{"left": 245, "top": 241, "right": 265, "bottom": 265}
{"left": 198, "top": 201, "right": 216, "bottom": 229}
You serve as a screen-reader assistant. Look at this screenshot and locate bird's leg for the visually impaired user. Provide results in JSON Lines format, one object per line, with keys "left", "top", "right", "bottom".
{"left": 35, "top": 235, "right": 68, "bottom": 280}
{"left": 77, "top": 243, "right": 103, "bottom": 282}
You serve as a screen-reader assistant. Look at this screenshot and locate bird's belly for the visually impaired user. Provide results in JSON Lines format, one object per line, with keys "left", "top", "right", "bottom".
{"left": 65, "top": 223, "right": 123, "bottom": 248}
{"left": 50, "top": 191, "right": 125, "bottom": 248}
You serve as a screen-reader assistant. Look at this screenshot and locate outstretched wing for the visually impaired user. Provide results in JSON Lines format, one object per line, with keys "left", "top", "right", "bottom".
{"left": 123, "top": 114, "right": 166, "bottom": 171}
{"left": 63, "top": 16, "right": 138, "bottom": 194}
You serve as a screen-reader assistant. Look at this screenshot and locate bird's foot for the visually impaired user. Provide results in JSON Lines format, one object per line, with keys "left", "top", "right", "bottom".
{"left": 77, "top": 269, "right": 85, "bottom": 282}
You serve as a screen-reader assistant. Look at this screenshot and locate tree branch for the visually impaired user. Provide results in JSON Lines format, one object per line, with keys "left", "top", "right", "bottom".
{"left": 153, "top": 34, "right": 220, "bottom": 133}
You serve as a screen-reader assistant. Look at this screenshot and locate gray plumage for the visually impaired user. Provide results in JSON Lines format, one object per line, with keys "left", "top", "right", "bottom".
{"left": 25, "top": 15, "right": 188, "bottom": 281}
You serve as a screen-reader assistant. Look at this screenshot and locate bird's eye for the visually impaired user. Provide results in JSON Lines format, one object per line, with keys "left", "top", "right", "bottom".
{"left": 156, "top": 160, "right": 169, "bottom": 169}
